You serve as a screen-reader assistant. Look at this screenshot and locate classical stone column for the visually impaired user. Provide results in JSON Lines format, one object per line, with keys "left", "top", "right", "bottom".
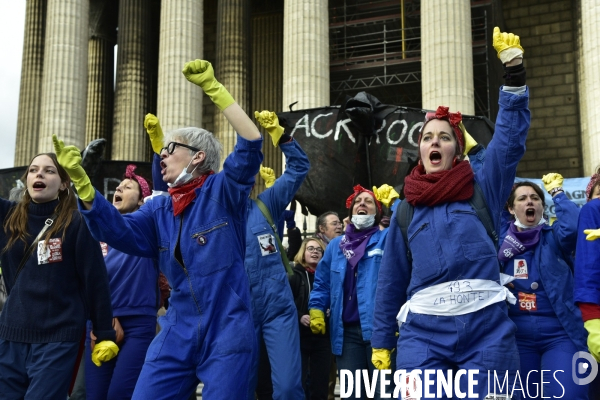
{"left": 252, "top": 12, "right": 284, "bottom": 194}
{"left": 111, "top": 0, "right": 151, "bottom": 161}
{"left": 214, "top": 0, "right": 250, "bottom": 157}
{"left": 282, "top": 0, "right": 330, "bottom": 111}
{"left": 86, "top": 0, "right": 117, "bottom": 156}
{"left": 157, "top": 0, "right": 204, "bottom": 133}
{"left": 15, "top": 0, "right": 46, "bottom": 166}
{"left": 579, "top": 0, "right": 600, "bottom": 174}
{"left": 421, "top": 0, "right": 474, "bottom": 114}
{"left": 37, "top": 0, "right": 89, "bottom": 153}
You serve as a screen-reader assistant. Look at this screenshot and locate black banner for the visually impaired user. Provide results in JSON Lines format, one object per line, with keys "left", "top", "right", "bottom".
{"left": 278, "top": 105, "right": 495, "bottom": 218}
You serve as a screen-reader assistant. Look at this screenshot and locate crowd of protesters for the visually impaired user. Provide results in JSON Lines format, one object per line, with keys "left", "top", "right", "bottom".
{"left": 1, "top": 26, "right": 600, "bottom": 400}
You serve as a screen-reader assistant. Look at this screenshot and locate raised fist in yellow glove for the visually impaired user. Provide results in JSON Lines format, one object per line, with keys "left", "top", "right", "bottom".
{"left": 309, "top": 309, "right": 326, "bottom": 335}
{"left": 52, "top": 135, "right": 95, "bottom": 202}
{"left": 542, "top": 173, "right": 564, "bottom": 194}
{"left": 91, "top": 340, "right": 119, "bottom": 367}
{"left": 372, "top": 184, "right": 399, "bottom": 208}
{"left": 372, "top": 348, "right": 393, "bottom": 370}
{"left": 584, "top": 229, "right": 600, "bottom": 241}
{"left": 144, "top": 113, "right": 164, "bottom": 155}
{"left": 254, "top": 110, "right": 285, "bottom": 147}
{"left": 182, "top": 60, "right": 235, "bottom": 111}
{"left": 493, "top": 27, "right": 524, "bottom": 64}
{"left": 585, "top": 319, "right": 600, "bottom": 362}
{"left": 260, "top": 166, "right": 276, "bottom": 188}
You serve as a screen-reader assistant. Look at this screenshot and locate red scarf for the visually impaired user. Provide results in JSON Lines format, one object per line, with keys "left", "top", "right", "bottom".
{"left": 404, "top": 161, "right": 474, "bottom": 206}
{"left": 168, "top": 172, "right": 214, "bottom": 216}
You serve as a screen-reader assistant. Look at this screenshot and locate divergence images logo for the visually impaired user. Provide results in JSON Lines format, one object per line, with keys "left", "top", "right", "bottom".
{"left": 572, "top": 351, "right": 598, "bottom": 386}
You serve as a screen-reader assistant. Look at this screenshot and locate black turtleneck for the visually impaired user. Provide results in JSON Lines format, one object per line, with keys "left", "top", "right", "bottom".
{"left": 0, "top": 197, "right": 115, "bottom": 343}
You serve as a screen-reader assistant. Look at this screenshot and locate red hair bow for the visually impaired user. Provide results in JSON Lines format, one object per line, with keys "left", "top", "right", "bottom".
{"left": 345, "top": 184, "right": 382, "bottom": 213}
{"left": 423, "top": 106, "right": 465, "bottom": 153}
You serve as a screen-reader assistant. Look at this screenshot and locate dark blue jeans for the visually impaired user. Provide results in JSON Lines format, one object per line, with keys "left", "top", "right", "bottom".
{"left": 337, "top": 324, "right": 395, "bottom": 400}
{"left": 0, "top": 339, "right": 79, "bottom": 399}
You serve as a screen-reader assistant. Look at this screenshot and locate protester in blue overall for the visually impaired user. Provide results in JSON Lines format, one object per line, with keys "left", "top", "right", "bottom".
{"left": 84, "top": 164, "right": 162, "bottom": 400}
{"left": 53, "top": 59, "right": 263, "bottom": 399}
{"left": 500, "top": 179, "right": 588, "bottom": 399}
{"left": 0, "top": 153, "right": 117, "bottom": 399}
{"left": 309, "top": 185, "right": 391, "bottom": 400}
{"left": 245, "top": 110, "right": 309, "bottom": 400}
{"left": 370, "top": 27, "right": 530, "bottom": 399}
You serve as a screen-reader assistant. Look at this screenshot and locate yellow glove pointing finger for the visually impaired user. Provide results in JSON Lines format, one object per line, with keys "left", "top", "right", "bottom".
{"left": 52, "top": 135, "right": 95, "bottom": 202}
{"left": 372, "top": 348, "right": 393, "bottom": 370}
{"left": 144, "top": 113, "right": 164, "bottom": 155}
{"left": 584, "top": 229, "right": 600, "bottom": 241}
{"left": 309, "top": 309, "right": 326, "bottom": 335}
{"left": 493, "top": 27, "right": 525, "bottom": 64}
{"left": 91, "top": 340, "right": 119, "bottom": 367}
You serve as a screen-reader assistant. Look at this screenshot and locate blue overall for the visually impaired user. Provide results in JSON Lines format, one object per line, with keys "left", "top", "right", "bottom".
{"left": 372, "top": 87, "right": 530, "bottom": 399}
{"left": 500, "top": 193, "right": 588, "bottom": 399}
{"left": 245, "top": 139, "right": 309, "bottom": 400}
{"left": 80, "top": 136, "right": 263, "bottom": 399}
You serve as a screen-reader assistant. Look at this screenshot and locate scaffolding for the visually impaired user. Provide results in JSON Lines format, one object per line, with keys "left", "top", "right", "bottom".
{"left": 329, "top": 0, "right": 495, "bottom": 119}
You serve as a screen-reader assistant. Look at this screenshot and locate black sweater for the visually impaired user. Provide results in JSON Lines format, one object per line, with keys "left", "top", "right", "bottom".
{"left": 0, "top": 198, "right": 115, "bottom": 343}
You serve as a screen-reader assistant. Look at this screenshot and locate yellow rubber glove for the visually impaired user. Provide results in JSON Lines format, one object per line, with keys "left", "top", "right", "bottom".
{"left": 584, "top": 229, "right": 600, "bottom": 241}
{"left": 459, "top": 122, "right": 478, "bottom": 155}
{"left": 260, "top": 166, "right": 276, "bottom": 188}
{"left": 372, "top": 184, "right": 399, "bottom": 208}
{"left": 493, "top": 26, "right": 525, "bottom": 64}
{"left": 182, "top": 60, "right": 235, "bottom": 111}
{"left": 372, "top": 348, "right": 392, "bottom": 370}
{"left": 91, "top": 340, "right": 119, "bottom": 367}
{"left": 542, "top": 173, "right": 564, "bottom": 193}
{"left": 254, "top": 110, "right": 285, "bottom": 147}
{"left": 309, "top": 309, "right": 326, "bottom": 335}
{"left": 52, "top": 135, "right": 95, "bottom": 202}
{"left": 584, "top": 319, "right": 600, "bottom": 362}
{"left": 144, "top": 113, "right": 164, "bottom": 155}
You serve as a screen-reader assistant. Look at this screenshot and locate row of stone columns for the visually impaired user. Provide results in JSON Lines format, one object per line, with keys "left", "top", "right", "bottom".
{"left": 13, "top": 0, "right": 600, "bottom": 174}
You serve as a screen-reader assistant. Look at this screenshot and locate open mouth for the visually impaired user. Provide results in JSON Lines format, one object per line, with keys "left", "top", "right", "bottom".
{"left": 160, "top": 160, "right": 167, "bottom": 175}
{"left": 32, "top": 181, "right": 46, "bottom": 189}
{"left": 356, "top": 209, "right": 368, "bottom": 215}
{"left": 113, "top": 194, "right": 123, "bottom": 204}
{"left": 429, "top": 151, "right": 442, "bottom": 165}
{"left": 525, "top": 208, "right": 536, "bottom": 222}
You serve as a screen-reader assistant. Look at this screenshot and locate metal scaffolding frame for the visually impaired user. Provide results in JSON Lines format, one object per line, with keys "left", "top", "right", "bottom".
{"left": 329, "top": 0, "right": 494, "bottom": 118}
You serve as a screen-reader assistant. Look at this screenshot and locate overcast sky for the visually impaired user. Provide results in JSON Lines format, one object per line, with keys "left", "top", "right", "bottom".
{"left": 0, "top": 2, "right": 26, "bottom": 169}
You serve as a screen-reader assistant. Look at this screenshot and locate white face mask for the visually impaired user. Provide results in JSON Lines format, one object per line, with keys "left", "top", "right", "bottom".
{"left": 351, "top": 214, "right": 376, "bottom": 230}
{"left": 168, "top": 156, "right": 199, "bottom": 188}
{"left": 514, "top": 216, "right": 547, "bottom": 230}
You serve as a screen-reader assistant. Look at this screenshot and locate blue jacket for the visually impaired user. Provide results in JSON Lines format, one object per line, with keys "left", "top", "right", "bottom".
{"left": 371, "top": 87, "right": 531, "bottom": 350}
{"left": 245, "top": 139, "right": 310, "bottom": 275}
{"left": 500, "top": 192, "right": 587, "bottom": 352}
{"left": 309, "top": 228, "right": 388, "bottom": 355}
{"left": 80, "top": 136, "right": 263, "bottom": 356}
{"left": 575, "top": 198, "right": 600, "bottom": 306}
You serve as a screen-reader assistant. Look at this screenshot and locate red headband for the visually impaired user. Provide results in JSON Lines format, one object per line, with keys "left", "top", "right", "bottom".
{"left": 124, "top": 164, "right": 151, "bottom": 199}
{"left": 345, "top": 185, "right": 382, "bottom": 213}
{"left": 421, "top": 106, "right": 465, "bottom": 154}
{"left": 586, "top": 173, "right": 600, "bottom": 200}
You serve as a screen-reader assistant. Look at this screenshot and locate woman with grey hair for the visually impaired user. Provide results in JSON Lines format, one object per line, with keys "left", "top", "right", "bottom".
{"left": 54, "top": 59, "right": 263, "bottom": 399}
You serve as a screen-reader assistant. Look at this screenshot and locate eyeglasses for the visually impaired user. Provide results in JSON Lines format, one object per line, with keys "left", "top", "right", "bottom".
{"left": 161, "top": 141, "right": 200, "bottom": 155}
{"left": 306, "top": 246, "right": 323, "bottom": 254}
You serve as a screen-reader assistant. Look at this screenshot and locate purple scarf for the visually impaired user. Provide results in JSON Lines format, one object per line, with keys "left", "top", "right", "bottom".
{"left": 339, "top": 224, "right": 379, "bottom": 269}
{"left": 498, "top": 222, "right": 543, "bottom": 261}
